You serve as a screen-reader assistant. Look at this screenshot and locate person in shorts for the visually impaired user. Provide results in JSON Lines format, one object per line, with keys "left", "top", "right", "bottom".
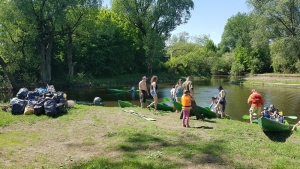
{"left": 247, "top": 89, "right": 264, "bottom": 123}
{"left": 139, "top": 76, "right": 149, "bottom": 108}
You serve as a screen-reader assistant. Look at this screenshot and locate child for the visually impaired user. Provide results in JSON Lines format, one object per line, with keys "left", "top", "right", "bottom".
{"left": 181, "top": 90, "right": 191, "bottom": 128}
{"left": 261, "top": 106, "right": 271, "bottom": 118}
{"left": 170, "top": 85, "right": 176, "bottom": 102}
{"left": 292, "top": 121, "right": 300, "bottom": 131}
{"left": 209, "top": 96, "right": 218, "bottom": 116}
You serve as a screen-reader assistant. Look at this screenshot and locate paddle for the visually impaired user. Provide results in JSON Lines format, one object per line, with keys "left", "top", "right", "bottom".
{"left": 164, "top": 97, "right": 172, "bottom": 103}
{"left": 284, "top": 116, "right": 297, "bottom": 119}
{"left": 242, "top": 114, "right": 257, "bottom": 120}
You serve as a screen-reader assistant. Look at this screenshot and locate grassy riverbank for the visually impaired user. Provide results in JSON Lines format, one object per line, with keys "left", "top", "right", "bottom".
{"left": 242, "top": 73, "right": 300, "bottom": 87}
{"left": 0, "top": 105, "right": 300, "bottom": 169}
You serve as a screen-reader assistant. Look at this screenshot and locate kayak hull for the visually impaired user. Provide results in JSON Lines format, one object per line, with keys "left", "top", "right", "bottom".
{"left": 258, "top": 117, "right": 290, "bottom": 132}
{"left": 118, "top": 100, "right": 136, "bottom": 108}
{"left": 173, "top": 101, "right": 216, "bottom": 118}
{"left": 146, "top": 100, "right": 174, "bottom": 111}
{"left": 108, "top": 88, "right": 138, "bottom": 93}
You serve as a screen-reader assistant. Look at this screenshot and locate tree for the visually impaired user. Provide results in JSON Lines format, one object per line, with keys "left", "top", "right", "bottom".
{"left": 112, "top": 0, "right": 194, "bottom": 75}
{"left": 247, "top": 0, "right": 300, "bottom": 73}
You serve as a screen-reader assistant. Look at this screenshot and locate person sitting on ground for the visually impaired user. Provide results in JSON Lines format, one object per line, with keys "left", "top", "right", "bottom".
{"left": 292, "top": 121, "right": 300, "bottom": 131}
{"left": 261, "top": 106, "right": 271, "bottom": 118}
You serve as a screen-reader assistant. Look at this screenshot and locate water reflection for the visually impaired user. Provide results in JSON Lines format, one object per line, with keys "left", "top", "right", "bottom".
{"left": 1, "top": 76, "right": 299, "bottom": 123}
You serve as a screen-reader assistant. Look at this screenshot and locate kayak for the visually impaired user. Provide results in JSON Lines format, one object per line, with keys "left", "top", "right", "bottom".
{"left": 257, "top": 117, "right": 290, "bottom": 132}
{"left": 118, "top": 100, "right": 137, "bottom": 108}
{"left": 108, "top": 88, "right": 139, "bottom": 93}
{"left": 75, "top": 101, "right": 105, "bottom": 106}
{"left": 173, "top": 101, "right": 217, "bottom": 118}
{"left": 146, "top": 100, "right": 174, "bottom": 111}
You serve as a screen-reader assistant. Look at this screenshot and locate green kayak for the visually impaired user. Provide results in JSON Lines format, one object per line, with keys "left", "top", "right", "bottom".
{"left": 118, "top": 100, "right": 137, "bottom": 108}
{"left": 75, "top": 101, "right": 105, "bottom": 106}
{"left": 173, "top": 101, "right": 217, "bottom": 118}
{"left": 108, "top": 88, "right": 139, "bottom": 93}
{"left": 146, "top": 100, "right": 174, "bottom": 111}
{"left": 258, "top": 117, "right": 290, "bottom": 132}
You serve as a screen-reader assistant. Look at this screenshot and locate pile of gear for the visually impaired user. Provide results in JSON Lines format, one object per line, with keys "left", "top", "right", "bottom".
{"left": 8, "top": 85, "right": 68, "bottom": 116}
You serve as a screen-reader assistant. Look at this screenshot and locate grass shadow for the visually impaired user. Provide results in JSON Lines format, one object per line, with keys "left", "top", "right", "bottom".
{"left": 263, "top": 131, "right": 292, "bottom": 142}
{"left": 193, "top": 126, "right": 214, "bottom": 129}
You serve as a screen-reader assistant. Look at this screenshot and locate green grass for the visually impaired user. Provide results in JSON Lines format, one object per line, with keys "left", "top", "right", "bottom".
{"left": 1, "top": 105, "right": 300, "bottom": 169}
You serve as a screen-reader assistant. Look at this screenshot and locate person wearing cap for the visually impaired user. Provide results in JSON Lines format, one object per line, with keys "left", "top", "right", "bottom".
{"left": 174, "top": 79, "right": 183, "bottom": 113}
{"left": 215, "top": 85, "right": 226, "bottom": 118}
{"left": 181, "top": 76, "right": 201, "bottom": 120}
{"left": 247, "top": 89, "right": 264, "bottom": 123}
{"left": 261, "top": 106, "right": 271, "bottom": 118}
{"left": 139, "top": 76, "right": 149, "bottom": 108}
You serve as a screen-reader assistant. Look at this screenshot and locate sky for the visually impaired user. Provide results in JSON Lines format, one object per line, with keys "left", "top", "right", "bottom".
{"left": 102, "top": 0, "right": 250, "bottom": 45}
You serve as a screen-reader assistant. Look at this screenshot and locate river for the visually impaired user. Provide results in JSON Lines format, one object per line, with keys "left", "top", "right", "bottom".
{"left": 1, "top": 76, "right": 299, "bottom": 123}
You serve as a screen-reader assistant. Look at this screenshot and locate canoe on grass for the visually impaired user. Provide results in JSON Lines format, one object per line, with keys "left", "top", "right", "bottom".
{"left": 108, "top": 88, "right": 139, "bottom": 93}
{"left": 146, "top": 100, "right": 174, "bottom": 111}
{"left": 258, "top": 117, "right": 290, "bottom": 132}
{"left": 75, "top": 101, "right": 105, "bottom": 106}
{"left": 118, "top": 100, "right": 137, "bottom": 108}
{"left": 173, "top": 101, "right": 217, "bottom": 118}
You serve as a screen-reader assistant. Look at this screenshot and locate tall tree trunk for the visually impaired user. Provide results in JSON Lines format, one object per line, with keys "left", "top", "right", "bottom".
{"left": 67, "top": 27, "right": 74, "bottom": 76}
{"left": 39, "top": 29, "right": 54, "bottom": 84}
{"left": 0, "top": 56, "right": 18, "bottom": 89}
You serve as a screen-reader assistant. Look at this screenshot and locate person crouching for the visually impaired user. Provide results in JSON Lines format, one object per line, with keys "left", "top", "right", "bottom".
{"left": 181, "top": 90, "right": 191, "bottom": 128}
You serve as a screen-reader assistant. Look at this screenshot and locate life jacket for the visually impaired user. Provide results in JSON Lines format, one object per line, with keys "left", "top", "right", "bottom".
{"left": 251, "top": 93, "right": 262, "bottom": 104}
{"left": 263, "top": 112, "right": 270, "bottom": 118}
{"left": 181, "top": 94, "right": 191, "bottom": 107}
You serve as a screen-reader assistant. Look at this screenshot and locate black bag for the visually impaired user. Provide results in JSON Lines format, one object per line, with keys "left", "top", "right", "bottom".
{"left": 16, "top": 88, "right": 29, "bottom": 99}
{"left": 11, "top": 100, "right": 28, "bottom": 115}
{"left": 55, "top": 91, "right": 65, "bottom": 103}
{"left": 33, "top": 105, "right": 45, "bottom": 115}
{"left": 44, "top": 99, "right": 57, "bottom": 116}
{"left": 27, "top": 91, "right": 40, "bottom": 100}
{"left": 56, "top": 103, "right": 67, "bottom": 114}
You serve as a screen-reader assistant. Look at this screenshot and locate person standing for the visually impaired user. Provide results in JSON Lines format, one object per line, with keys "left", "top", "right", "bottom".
{"left": 181, "top": 90, "right": 191, "bottom": 128}
{"left": 174, "top": 79, "right": 183, "bottom": 113}
{"left": 139, "top": 76, "right": 149, "bottom": 108}
{"left": 147, "top": 76, "right": 158, "bottom": 111}
{"left": 181, "top": 76, "right": 201, "bottom": 120}
{"left": 247, "top": 89, "right": 264, "bottom": 123}
{"left": 170, "top": 85, "right": 176, "bottom": 102}
{"left": 215, "top": 85, "right": 226, "bottom": 118}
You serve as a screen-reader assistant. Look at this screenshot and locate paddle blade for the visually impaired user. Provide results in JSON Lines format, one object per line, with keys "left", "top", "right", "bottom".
{"left": 286, "top": 116, "right": 297, "bottom": 119}
{"left": 164, "top": 97, "right": 170, "bottom": 102}
{"left": 242, "top": 115, "right": 250, "bottom": 120}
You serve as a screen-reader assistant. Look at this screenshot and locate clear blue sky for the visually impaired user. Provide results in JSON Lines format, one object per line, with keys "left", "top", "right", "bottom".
{"left": 102, "top": 0, "right": 250, "bottom": 45}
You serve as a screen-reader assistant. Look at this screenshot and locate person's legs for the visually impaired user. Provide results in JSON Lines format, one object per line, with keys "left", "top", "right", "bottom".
{"left": 191, "top": 100, "right": 201, "bottom": 120}
{"left": 182, "top": 110, "right": 187, "bottom": 127}
{"left": 186, "top": 110, "right": 190, "bottom": 127}
{"left": 153, "top": 94, "right": 158, "bottom": 110}
{"left": 222, "top": 104, "right": 226, "bottom": 118}
{"left": 140, "top": 91, "right": 145, "bottom": 108}
{"left": 249, "top": 107, "right": 254, "bottom": 123}
{"left": 175, "top": 97, "right": 180, "bottom": 113}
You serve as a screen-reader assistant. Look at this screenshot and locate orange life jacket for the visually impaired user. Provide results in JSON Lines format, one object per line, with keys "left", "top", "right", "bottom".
{"left": 181, "top": 94, "right": 191, "bottom": 107}
{"left": 251, "top": 93, "right": 262, "bottom": 104}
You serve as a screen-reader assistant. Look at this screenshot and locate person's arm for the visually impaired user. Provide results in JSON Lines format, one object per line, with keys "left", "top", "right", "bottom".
{"left": 153, "top": 82, "right": 156, "bottom": 94}
{"left": 209, "top": 101, "right": 214, "bottom": 108}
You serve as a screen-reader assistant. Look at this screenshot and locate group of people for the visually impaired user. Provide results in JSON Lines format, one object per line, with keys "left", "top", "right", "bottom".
{"left": 139, "top": 75, "right": 227, "bottom": 128}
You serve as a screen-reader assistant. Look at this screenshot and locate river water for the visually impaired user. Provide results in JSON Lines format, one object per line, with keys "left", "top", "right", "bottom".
{"left": 1, "top": 76, "right": 299, "bottom": 123}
